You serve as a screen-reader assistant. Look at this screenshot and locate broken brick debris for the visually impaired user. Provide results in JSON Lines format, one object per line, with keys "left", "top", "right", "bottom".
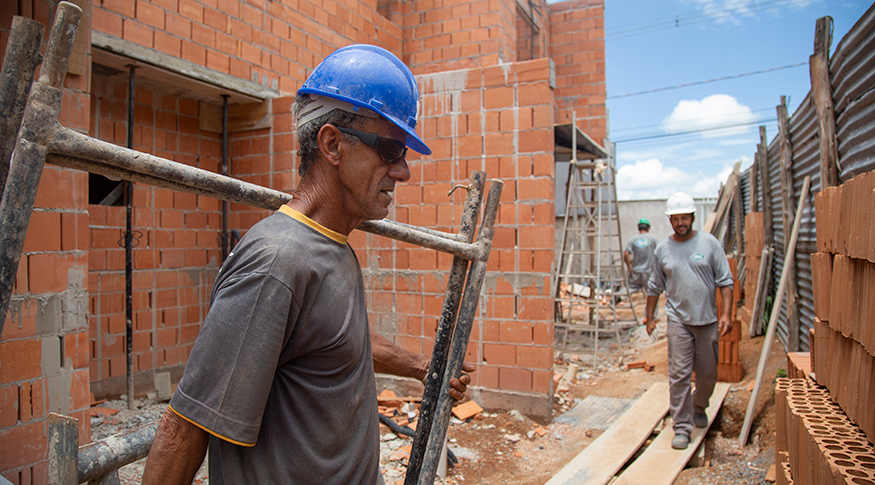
{"left": 451, "top": 400, "right": 483, "bottom": 420}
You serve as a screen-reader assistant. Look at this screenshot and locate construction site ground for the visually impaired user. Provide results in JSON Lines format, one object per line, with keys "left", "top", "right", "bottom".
{"left": 91, "top": 292, "right": 785, "bottom": 484}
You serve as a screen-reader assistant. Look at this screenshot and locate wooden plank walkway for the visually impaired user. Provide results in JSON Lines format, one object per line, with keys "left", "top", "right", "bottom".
{"left": 613, "top": 382, "right": 731, "bottom": 485}
{"left": 545, "top": 382, "right": 670, "bottom": 485}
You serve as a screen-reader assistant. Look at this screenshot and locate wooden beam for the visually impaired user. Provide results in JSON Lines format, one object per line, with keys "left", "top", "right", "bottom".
{"left": 749, "top": 154, "right": 759, "bottom": 213}
{"left": 748, "top": 247, "right": 773, "bottom": 338}
{"left": 777, "top": 96, "right": 800, "bottom": 351}
{"left": 809, "top": 16, "right": 839, "bottom": 190}
{"left": 545, "top": 383, "right": 670, "bottom": 485}
{"left": 758, "top": 126, "right": 773, "bottom": 247}
{"left": 199, "top": 100, "right": 272, "bottom": 134}
{"left": 734, "top": 166, "right": 743, "bottom": 254}
{"left": 707, "top": 161, "right": 741, "bottom": 238}
{"left": 739, "top": 176, "right": 810, "bottom": 447}
{"left": 613, "top": 383, "right": 731, "bottom": 485}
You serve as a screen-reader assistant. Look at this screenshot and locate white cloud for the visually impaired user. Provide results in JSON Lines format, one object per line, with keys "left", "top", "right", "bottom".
{"left": 683, "top": 0, "right": 818, "bottom": 25}
{"left": 617, "top": 157, "right": 741, "bottom": 201}
{"left": 661, "top": 94, "right": 756, "bottom": 138}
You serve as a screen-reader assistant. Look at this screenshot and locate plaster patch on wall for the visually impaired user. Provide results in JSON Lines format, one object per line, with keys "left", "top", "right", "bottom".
{"left": 63, "top": 268, "right": 88, "bottom": 331}
{"left": 46, "top": 371, "right": 73, "bottom": 416}
{"left": 421, "top": 70, "right": 468, "bottom": 94}
{"left": 36, "top": 296, "right": 62, "bottom": 336}
{"left": 41, "top": 336, "right": 61, "bottom": 375}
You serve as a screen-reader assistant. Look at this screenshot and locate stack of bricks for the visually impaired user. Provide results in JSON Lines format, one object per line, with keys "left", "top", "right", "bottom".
{"left": 775, "top": 378, "right": 875, "bottom": 485}
{"left": 717, "top": 258, "right": 743, "bottom": 382}
{"left": 739, "top": 212, "right": 764, "bottom": 329}
{"left": 809, "top": 170, "right": 875, "bottom": 445}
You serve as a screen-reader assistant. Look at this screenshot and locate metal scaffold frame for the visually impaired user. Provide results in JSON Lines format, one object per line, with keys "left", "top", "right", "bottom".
{"left": 553, "top": 116, "right": 637, "bottom": 364}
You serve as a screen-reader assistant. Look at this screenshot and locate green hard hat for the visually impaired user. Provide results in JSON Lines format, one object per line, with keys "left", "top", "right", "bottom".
{"left": 638, "top": 218, "right": 650, "bottom": 226}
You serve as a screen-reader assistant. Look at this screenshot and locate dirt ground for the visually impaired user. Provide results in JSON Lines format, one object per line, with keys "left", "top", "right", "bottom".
{"left": 92, "top": 293, "right": 786, "bottom": 484}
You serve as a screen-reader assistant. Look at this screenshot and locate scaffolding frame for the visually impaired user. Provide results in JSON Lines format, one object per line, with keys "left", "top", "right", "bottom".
{"left": 553, "top": 122, "right": 637, "bottom": 363}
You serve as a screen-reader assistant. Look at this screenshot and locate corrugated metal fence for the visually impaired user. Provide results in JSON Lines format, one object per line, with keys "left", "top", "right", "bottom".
{"left": 732, "top": 5, "right": 875, "bottom": 351}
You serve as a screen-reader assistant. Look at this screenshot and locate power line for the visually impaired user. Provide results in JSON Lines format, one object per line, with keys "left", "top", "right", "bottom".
{"left": 611, "top": 106, "right": 777, "bottom": 134}
{"left": 608, "top": 62, "right": 807, "bottom": 99}
{"left": 606, "top": 0, "right": 815, "bottom": 40}
{"left": 615, "top": 117, "right": 778, "bottom": 143}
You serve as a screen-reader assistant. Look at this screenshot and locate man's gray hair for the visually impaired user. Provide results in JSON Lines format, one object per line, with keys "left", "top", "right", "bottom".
{"left": 292, "top": 95, "right": 367, "bottom": 177}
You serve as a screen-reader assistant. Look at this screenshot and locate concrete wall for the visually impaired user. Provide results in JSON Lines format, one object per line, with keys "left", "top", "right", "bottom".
{"left": 617, "top": 198, "right": 718, "bottom": 245}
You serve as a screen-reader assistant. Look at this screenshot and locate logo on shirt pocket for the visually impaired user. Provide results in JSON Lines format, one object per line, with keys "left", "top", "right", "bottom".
{"left": 691, "top": 253, "right": 705, "bottom": 261}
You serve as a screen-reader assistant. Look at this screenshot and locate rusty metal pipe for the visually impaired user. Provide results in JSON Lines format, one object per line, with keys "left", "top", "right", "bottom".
{"left": 42, "top": 129, "right": 484, "bottom": 260}
{"left": 416, "top": 179, "right": 503, "bottom": 484}
{"left": 77, "top": 422, "right": 157, "bottom": 483}
{"left": 0, "top": 2, "right": 81, "bottom": 338}
{"left": 0, "top": 16, "right": 44, "bottom": 193}
{"left": 405, "top": 172, "right": 485, "bottom": 482}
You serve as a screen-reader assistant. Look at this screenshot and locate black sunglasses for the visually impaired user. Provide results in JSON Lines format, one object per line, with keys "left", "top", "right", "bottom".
{"left": 336, "top": 126, "right": 408, "bottom": 164}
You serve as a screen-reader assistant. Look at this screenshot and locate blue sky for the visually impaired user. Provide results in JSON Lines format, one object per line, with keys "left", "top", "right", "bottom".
{"left": 598, "top": 0, "right": 871, "bottom": 200}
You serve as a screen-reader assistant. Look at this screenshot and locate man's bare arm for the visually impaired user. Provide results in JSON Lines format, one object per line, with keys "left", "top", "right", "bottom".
{"left": 370, "top": 330, "right": 473, "bottom": 401}
{"left": 644, "top": 294, "right": 659, "bottom": 335}
{"left": 718, "top": 285, "right": 733, "bottom": 336}
{"left": 142, "top": 407, "right": 209, "bottom": 485}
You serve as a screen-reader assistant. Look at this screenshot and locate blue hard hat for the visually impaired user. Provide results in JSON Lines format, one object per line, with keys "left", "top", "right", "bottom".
{"left": 298, "top": 44, "right": 431, "bottom": 155}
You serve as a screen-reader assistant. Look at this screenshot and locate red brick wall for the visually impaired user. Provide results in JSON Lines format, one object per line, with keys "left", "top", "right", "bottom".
{"left": 550, "top": 0, "right": 606, "bottom": 143}
{"left": 357, "top": 57, "right": 557, "bottom": 408}
{"left": 0, "top": 1, "right": 607, "bottom": 474}
{"left": 0, "top": 2, "right": 93, "bottom": 482}
{"left": 94, "top": 0, "right": 403, "bottom": 95}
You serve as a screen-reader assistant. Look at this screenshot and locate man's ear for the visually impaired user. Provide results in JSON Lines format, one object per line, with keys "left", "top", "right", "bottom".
{"left": 316, "top": 124, "right": 343, "bottom": 167}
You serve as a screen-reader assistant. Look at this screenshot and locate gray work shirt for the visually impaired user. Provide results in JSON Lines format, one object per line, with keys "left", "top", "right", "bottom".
{"left": 170, "top": 206, "right": 380, "bottom": 484}
{"left": 646, "top": 231, "right": 733, "bottom": 326}
{"left": 625, "top": 233, "right": 660, "bottom": 273}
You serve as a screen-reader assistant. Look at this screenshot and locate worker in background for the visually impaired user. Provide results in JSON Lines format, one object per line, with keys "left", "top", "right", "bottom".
{"left": 142, "top": 44, "right": 473, "bottom": 484}
{"left": 644, "top": 192, "right": 733, "bottom": 450}
{"left": 624, "top": 217, "right": 660, "bottom": 320}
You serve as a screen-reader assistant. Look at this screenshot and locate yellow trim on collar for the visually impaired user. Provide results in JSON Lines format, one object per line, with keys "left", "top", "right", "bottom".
{"left": 277, "top": 205, "right": 348, "bottom": 244}
{"left": 168, "top": 405, "right": 256, "bottom": 448}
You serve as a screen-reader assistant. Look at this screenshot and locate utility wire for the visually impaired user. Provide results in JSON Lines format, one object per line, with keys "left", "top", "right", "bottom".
{"left": 615, "top": 117, "right": 778, "bottom": 143}
{"left": 607, "top": 0, "right": 815, "bottom": 40}
{"left": 612, "top": 106, "right": 776, "bottom": 134}
{"left": 608, "top": 62, "right": 807, "bottom": 99}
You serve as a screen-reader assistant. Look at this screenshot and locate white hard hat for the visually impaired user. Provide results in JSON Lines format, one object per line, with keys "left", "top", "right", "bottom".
{"left": 665, "top": 192, "right": 696, "bottom": 215}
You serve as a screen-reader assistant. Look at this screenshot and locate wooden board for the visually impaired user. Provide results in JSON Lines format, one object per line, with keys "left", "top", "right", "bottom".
{"left": 545, "top": 382, "right": 670, "bottom": 485}
{"left": 613, "top": 382, "right": 731, "bottom": 485}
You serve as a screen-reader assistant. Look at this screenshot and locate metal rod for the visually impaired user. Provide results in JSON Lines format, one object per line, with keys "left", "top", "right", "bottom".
{"left": 221, "top": 94, "right": 229, "bottom": 260}
{"left": 45, "top": 142, "right": 482, "bottom": 260}
{"left": 417, "top": 179, "right": 503, "bottom": 484}
{"left": 77, "top": 422, "right": 157, "bottom": 482}
{"left": 0, "top": 16, "right": 44, "bottom": 194}
{"left": 405, "top": 171, "right": 485, "bottom": 483}
{"left": 0, "top": 2, "right": 81, "bottom": 339}
{"left": 125, "top": 65, "right": 136, "bottom": 411}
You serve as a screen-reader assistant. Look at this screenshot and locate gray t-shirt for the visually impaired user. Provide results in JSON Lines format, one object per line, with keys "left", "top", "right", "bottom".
{"left": 170, "top": 206, "right": 380, "bottom": 484}
{"left": 646, "top": 231, "right": 733, "bottom": 326}
{"left": 625, "top": 233, "right": 660, "bottom": 273}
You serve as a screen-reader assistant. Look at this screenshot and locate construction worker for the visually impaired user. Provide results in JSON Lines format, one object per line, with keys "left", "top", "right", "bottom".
{"left": 624, "top": 218, "right": 660, "bottom": 319}
{"left": 644, "top": 192, "right": 733, "bottom": 450}
{"left": 142, "top": 45, "right": 473, "bottom": 484}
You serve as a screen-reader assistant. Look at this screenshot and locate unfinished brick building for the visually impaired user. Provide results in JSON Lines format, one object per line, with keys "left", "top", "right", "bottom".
{"left": 0, "top": 0, "right": 606, "bottom": 480}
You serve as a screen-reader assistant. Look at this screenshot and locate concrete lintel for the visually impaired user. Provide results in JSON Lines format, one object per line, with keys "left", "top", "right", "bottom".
{"left": 92, "top": 32, "right": 279, "bottom": 104}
